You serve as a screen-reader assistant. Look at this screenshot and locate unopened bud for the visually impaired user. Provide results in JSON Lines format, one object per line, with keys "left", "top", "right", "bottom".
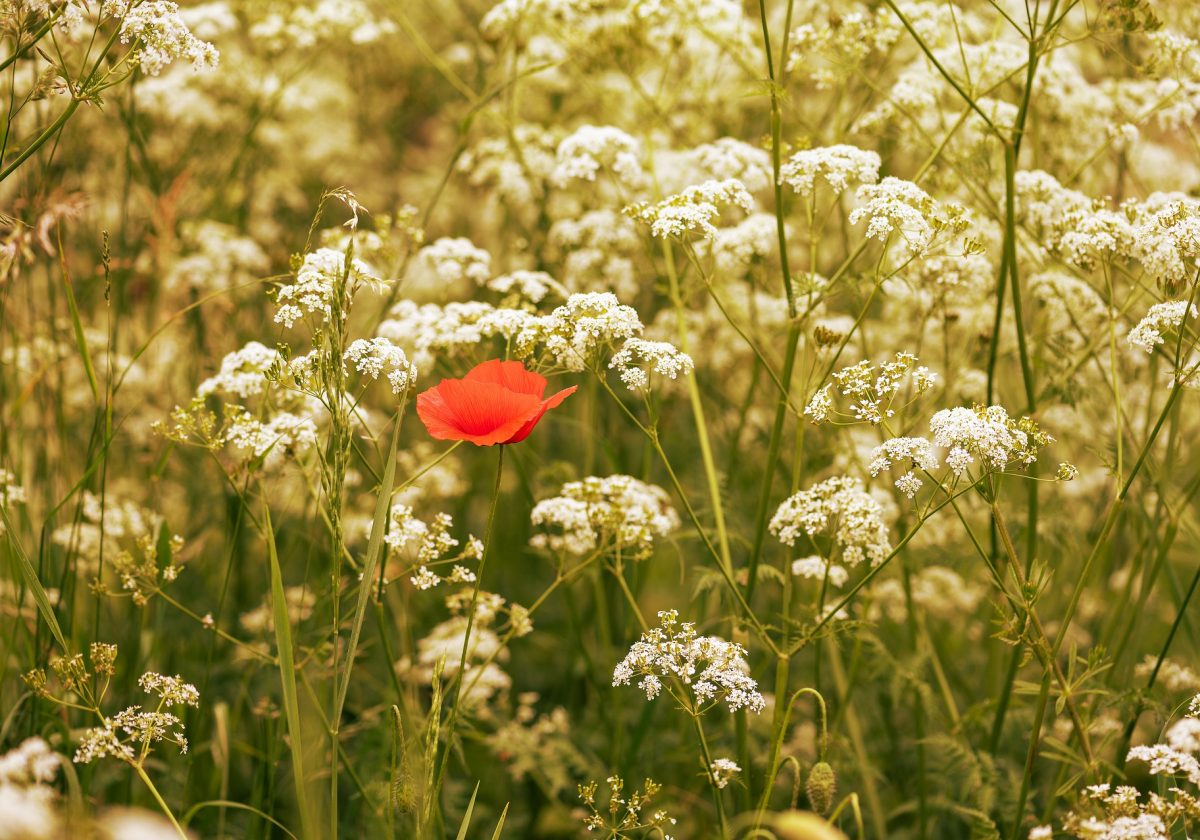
{"left": 805, "top": 761, "right": 837, "bottom": 815}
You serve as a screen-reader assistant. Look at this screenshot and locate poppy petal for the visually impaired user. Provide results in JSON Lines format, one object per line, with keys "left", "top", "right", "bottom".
{"left": 463, "top": 358, "right": 548, "bottom": 398}
{"left": 503, "top": 385, "right": 578, "bottom": 444}
{"left": 417, "top": 379, "right": 544, "bottom": 446}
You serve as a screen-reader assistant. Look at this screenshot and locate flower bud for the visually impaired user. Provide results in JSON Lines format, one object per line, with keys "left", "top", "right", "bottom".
{"left": 805, "top": 761, "right": 837, "bottom": 815}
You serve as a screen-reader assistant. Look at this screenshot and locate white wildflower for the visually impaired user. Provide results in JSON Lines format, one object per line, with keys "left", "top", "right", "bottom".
{"left": 608, "top": 338, "right": 694, "bottom": 391}
{"left": 868, "top": 437, "right": 940, "bottom": 498}
{"left": 553, "top": 125, "right": 644, "bottom": 186}
{"left": 196, "top": 342, "right": 280, "bottom": 400}
{"left": 344, "top": 337, "right": 417, "bottom": 394}
{"left": 531, "top": 475, "right": 679, "bottom": 559}
{"left": 109, "top": 0, "right": 219, "bottom": 75}
{"left": 770, "top": 476, "right": 891, "bottom": 567}
{"left": 928, "top": 405, "right": 1051, "bottom": 476}
{"left": 274, "top": 248, "right": 379, "bottom": 328}
{"left": 849, "top": 177, "right": 964, "bottom": 256}
{"left": 780, "top": 144, "right": 881, "bottom": 196}
{"left": 418, "top": 237, "right": 492, "bottom": 286}
{"left": 791, "top": 555, "right": 848, "bottom": 587}
{"left": 542, "top": 292, "right": 644, "bottom": 371}
{"left": 612, "top": 610, "right": 765, "bottom": 714}
{"left": 630, "top": 179, "right": 753, "bottom": 240}
{"left": 487, "top": 270, "right": 566, "bottom": 303}
{"left": 709, "top": 758, "right": 741, "bottom": 789}
{"left": 1127, "top": 300, "right": 1197, "bottom": 354}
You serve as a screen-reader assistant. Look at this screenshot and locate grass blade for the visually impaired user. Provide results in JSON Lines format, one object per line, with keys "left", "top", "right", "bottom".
{"left": 454, "top": 782, "right": 480, "bottom": 840}
{"left": 262, "top": 500, "right": 315, "bottom": 840}
{"left": 489, "top": 804, "right": 509, "bottom": 839}
{"left": 333, "top": 399, "right": 404, "bottom": 722}
{"left": 2, "top": 507, "right": 67, "bottom": 651}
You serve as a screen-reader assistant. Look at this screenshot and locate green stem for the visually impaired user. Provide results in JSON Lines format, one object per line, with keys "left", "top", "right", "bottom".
{"left": 689, "top": 709, "right": 729, "bottom": 838}
{"left": 429, "top": 445, "right": 505, "bottom": 820}
{"left": 135, "top": 764, "right": 188, "bottom": 840}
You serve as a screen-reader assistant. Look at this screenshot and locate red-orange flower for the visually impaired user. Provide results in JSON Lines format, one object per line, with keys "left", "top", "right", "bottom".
{"left": 416, "top": 360, "right": 577, "bottom": 446}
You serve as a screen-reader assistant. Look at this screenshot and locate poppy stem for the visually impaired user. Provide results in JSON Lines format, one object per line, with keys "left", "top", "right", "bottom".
{"left": 426, "top": 444, "right": 505, "bottom": 834}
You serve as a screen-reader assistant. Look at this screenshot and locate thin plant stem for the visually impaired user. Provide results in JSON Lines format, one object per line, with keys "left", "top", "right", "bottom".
{"left": 429, "top": 444, "right": 505, "bottom": 824}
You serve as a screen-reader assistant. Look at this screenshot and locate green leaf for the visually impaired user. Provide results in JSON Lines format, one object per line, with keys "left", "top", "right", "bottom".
{"left": 489, "top": 804, "right": 509, "bottom": 839}
{"left": 2, "top": 508, "right": 67, "bottom": 651}
{"left": 454, "top": 783, "right": 479, "bottom": 840}
{"left": 333, "top": 402, "right": 404, "bottom": 723}
{"left": 262, "top": 501, "right": 314, "bottom": 840}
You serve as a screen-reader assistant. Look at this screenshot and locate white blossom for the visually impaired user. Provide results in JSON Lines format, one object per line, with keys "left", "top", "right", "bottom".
{"left": 608, "top": 338, "right": 694, "bottom": 391}
{"left": 1127, "top": 300, "right": 1197, "bottom": 354}
{"left": 612, "top": 610, "right": 765, "bottom": 714}
{"left": 770, "top": 476, "right": 891, "bottom": 567}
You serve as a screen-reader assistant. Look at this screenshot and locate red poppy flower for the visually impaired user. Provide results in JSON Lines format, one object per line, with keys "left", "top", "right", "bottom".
{"left": 416, "top": 360, "right": 577, "bottom": 446}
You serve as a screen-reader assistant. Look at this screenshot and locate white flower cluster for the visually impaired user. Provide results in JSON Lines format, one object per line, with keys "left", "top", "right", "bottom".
{"left": 1015, "top": 170, "right": 1091, "bottom": 232}
{"left": 274, "top": 248, "right": 379, "bottom": 328}
{"left": 344, "top": 337, "right": 417, "bottom": 394}
{"left": 805, "top": 352, "right": 937, "bottom": 425}
{"left": 1135, "top": 657, "right": 1200, "bottom": 694}
{"left": 785, "top": 7, "right": 902, "bottom": 87}
{"left": 1127, "top": 300, "right": 1197, "bottom": 355}
{"left": 418, "top": 237, "right": 493, "bottom": 286}
{"left": 1166, "top": 717, "right": 1200, "bottom": 755}
{"left": 487, "top": 270, "right": 566, "bottom": 304}
{"left": 849, "top": 176, "right": 966, "bottom": 256}
{"left": 74, "top": 672, "right": 199, "bottom": 765}
{"left": 0, "top": 737, "right": 60, "bottom": 840}
{"left": 530, "top": 474, "right": 679, "bottom": 560}
{"left": 612, "top": 610, "right": 766, "bottom": 714}
{"left": 138, "top": 672, "right": 201, "bottom": 708}
{"left": 709, "top": 758, "right": 741, "bottom": 789}
{"left": 0, "top": 737, "right": 60, "bottom": 789}
{"left": 249, "top": 0, "right": 397, "bottom": 49}
{"left": 459, "top": 125, "right": 558, "bottom": 212}
{"left": 1052, "top": 692, "right": 1200, "bottom": 838}
{"left": 1051, "top": 208, "right": 1136, "bottom": 272}
{"left": 541, "top": 292, "right": 644, "bottom": 371}
{"left": 383, "top": 505, "right": 483, "bottom": 590}
{"left": 165, "top": 220, "right": 269, "bottom": 293}
{"left": 107, "top": 0, "right": 220, "bottom": 75}
{"left": 196, "top": 341, "right": 280, "bottom": 400}
{"left": 769, "top": 476, "right": 891, "bottom": 566}
{"left": 549, "top": 210, "right": 640, "bottom": 298}
{"left": 928, "top": 405, "right": 1051, "bottom": 477}
{"left": 710, "top": 213, "right": 778, "bottom": 276}
{"left": 791, "top": 555, "right": 849, "bottom": 587}
{"left": 868, "top": 436, "right": 940, "bottom": 498}
{"left": 47, "top": 491, "right": 161, "bottom": 574}
{"left": 780, "top": 144, "right": 881, "bottom": 197}
{"left": 379, "top": 300, "right": 543, "bottom": 369}
{"left": 409, "top": 564, "right": 477, "bottom": 592}
{"left": 225, "top": 409, "right": 319, "bottom": 468}
{"left": 629, "top": 178, "right": 753, "bottom": 240}
{"left": 1129, "top": 742, "right": 1200, "bottom": 785}
{"left": 1128, "top": 198, "right": 1200, "bottom": 288}
{"left": 553, "top": 125, "right": 644, "bottom": 186}
{"left": 688, "top": 138, "right": 772, "bottom": 192}
{"left": 398, "top": 593, "right": 514, "bottom": 710}
{"left": 608, "top": 338, "right": 694, "bottom": 391}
